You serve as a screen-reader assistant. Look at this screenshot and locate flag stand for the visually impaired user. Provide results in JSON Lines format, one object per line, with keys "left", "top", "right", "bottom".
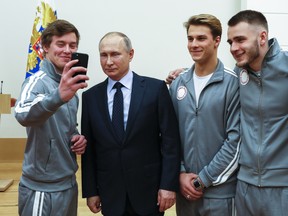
{"left": 0, "top": 94, "right": 11, "bottom": 114}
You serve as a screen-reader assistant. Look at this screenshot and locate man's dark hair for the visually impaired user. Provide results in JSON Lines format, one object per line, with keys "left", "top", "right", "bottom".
{"left": 41, "top": 19, "right": 80, "bottom": 49}
{"left": 228, "top": 10, "right": 268, "bottom": 32}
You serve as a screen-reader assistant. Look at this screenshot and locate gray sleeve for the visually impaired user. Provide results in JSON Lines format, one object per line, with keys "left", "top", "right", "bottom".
{"left": 14, "top": 75, "right": 64, "bottom": 127}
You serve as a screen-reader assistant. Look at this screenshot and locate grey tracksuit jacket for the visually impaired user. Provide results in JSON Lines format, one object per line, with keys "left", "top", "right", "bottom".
{"left": 14, "top": 59, "right": 79, "bottom": 192}
{"left": 236, "top": 38, "right": 288, "bottom": 187}
{"left": 169, "top": 59, "right": 241, "bottom": 198}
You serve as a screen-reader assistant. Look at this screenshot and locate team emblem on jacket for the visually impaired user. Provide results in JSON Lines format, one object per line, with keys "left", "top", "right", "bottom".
{"left": 177, "top": 86, "right": 187, "bottom": 100}
{"left": 240, "top": 69, "right": 249, "bottom": 85}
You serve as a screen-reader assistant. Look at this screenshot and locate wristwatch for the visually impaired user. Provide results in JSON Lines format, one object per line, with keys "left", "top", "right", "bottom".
{"left": 193, "top": 177, "right": 205, "bottom": 191}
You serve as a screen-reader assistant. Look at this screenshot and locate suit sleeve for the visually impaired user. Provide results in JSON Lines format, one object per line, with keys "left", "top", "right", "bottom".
{"left": 81, "top": 91, "right": 99, "bottom": 198}
{"left": 158, "top": 81, "right": 181, "bottom": 192}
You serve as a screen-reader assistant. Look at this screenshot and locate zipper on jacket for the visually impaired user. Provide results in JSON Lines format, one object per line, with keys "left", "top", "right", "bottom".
{"left": 256, "top": 73, "right": 263, "bottom": 187}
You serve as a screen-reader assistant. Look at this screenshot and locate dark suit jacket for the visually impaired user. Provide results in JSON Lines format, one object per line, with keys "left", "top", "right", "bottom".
{"left": 81, "top": 72, "right": 180, "bottom": 216}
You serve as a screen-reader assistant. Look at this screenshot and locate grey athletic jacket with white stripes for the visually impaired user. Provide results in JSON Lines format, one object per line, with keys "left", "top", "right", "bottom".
{"left": 14, "top": 59, "right": 78, "bottom": 192}
{"left": 236, "top": 38, "right": 288, "bottom": 187}
{"left": 169, "top": 59, "right": 241, "bottom": 198}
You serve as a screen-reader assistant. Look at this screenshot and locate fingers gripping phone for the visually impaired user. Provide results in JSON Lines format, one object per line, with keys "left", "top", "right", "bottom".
{"left": 71, "top": 52, "right": 89, "bottom": 83}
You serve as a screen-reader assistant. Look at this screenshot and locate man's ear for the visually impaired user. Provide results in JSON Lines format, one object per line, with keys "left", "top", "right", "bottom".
{"left": 215, "top": 36, "right": 221, "bottom": 48}
{"left": 129, "top": 49, "right": 134, "bottom": 62}
{"left": 259, "top": 31, "right": 267, "bottom": 46}
{"left": 42, "top": 44, "right": 49, "bottom": 53}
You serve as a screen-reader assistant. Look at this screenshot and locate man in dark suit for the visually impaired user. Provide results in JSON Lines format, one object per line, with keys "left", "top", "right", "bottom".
{"left": 81, "top": 32, "right": 180, "bottom": 216}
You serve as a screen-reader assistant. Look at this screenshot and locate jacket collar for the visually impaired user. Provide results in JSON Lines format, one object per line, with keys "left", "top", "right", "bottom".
{"left": 40, "top": 59, "right": 62, "bottom": 83}
{"left": 184, "top": 59, "right": 224, "bottom": 84}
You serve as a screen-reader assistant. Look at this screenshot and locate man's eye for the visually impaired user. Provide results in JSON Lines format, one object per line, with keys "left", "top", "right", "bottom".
{"left": 112, "top": 53, "right": 120, "bottom": 57}
{"left": 57, "top": 43, "right": 65, "bottom": 47}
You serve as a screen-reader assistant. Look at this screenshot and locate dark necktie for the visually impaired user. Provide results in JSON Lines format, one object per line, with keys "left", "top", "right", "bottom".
{"left": 112, "top": 82, "right": 124, "bottom": 141}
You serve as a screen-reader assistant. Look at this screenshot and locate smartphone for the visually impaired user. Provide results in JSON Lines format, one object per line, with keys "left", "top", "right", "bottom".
{"left": 71, "top": 52, "right": 89, "bottom": 82}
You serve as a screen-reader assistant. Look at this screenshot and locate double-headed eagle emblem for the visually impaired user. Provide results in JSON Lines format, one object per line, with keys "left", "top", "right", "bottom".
{"left": 26, "top": 1, "right": 57, "bottom": 78}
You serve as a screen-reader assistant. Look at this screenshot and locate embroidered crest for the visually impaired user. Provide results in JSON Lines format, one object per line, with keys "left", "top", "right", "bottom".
{"left": 177, "top": 86, "right": 187, "bottom": 100}
{"left": 240, "top": 69, "right": 249, "bottom": 85}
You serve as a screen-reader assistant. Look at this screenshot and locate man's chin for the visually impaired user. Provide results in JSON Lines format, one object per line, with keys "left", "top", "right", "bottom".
{"left": 236, "top": 60, "right": 247, "bottom": 68}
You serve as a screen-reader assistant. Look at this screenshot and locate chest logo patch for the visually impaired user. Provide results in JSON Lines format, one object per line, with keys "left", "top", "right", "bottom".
{"left": 177, "top": 86, "right": 187, "bottom": 100}
{"left": 240, "top": 69, "right": 249, "bottom": 85}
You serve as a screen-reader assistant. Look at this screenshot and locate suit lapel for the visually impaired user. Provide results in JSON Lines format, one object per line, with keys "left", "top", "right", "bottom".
{"left": 124, "top": 73, "right": 145, "bottom": 139}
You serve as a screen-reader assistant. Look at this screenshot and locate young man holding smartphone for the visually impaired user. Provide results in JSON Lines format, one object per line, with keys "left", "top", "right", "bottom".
{"left": 15, "top": 19, "right": 89, "bottom": 216}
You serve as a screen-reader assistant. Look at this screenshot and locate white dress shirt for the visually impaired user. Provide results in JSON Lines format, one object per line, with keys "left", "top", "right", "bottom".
{"left": 107, "top": 70, "right": 133, "bottom": 129}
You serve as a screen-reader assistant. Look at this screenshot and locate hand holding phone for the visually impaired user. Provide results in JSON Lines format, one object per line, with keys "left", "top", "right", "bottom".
{"left": 71, "top": 52, "right": 89, "bottom": 83}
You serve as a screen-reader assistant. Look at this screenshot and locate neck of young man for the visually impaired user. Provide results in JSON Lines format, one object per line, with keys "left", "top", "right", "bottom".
{"left": 194, "top": 57, "right": 218, "bottom": 77}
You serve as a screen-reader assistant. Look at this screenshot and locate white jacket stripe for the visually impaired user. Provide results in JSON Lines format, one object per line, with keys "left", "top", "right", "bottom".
{"left": 213, "top": 138, "right": 241, "bottom": 185}
{"left": 15, "top": 72, "right": 46, "bottom": 113}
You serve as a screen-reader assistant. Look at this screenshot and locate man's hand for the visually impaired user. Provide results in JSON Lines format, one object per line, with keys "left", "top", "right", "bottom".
{"left": 87, "top": 196, "right": 102, "bottom": 213}
{"left": 179, "top": 172, "right": 203, "bottom": 201}
{"left": 165, "top": 68, "right": 184, "bottom": 85}
{"left": 59, "top": 59, "right": 89, "bottom": 102}
{"left": 157, "top": 189, "right": 176, "bottom": 212}
{"left": 71, "top": 134, "right": 87, "bottom": 155}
